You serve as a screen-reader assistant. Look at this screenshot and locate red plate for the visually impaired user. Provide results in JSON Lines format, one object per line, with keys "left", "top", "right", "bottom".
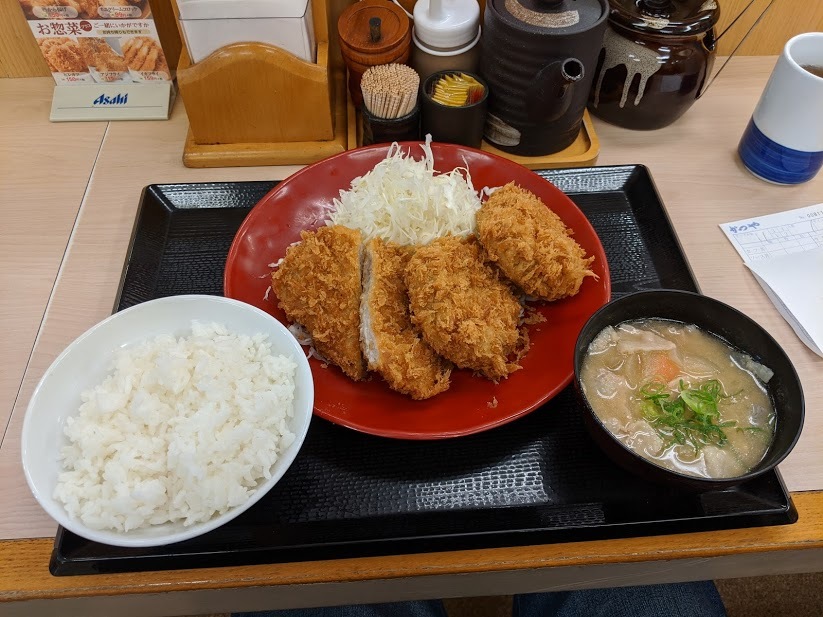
{"left": 224, "top": 142, "right": 611, "bottom": 439}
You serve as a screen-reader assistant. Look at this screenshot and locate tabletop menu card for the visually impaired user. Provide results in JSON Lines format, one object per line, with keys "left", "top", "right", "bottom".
{"left": 17, "top": 0, "right": 170, "bottom": 86}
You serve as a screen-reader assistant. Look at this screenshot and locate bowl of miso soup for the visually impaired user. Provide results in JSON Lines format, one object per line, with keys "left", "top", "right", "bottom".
{"left": 574, "top": 290, "right": 804, "bottom": 490}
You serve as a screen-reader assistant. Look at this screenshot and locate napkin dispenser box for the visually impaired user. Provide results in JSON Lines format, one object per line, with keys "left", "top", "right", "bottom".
{"left": 177, "top": 0, "right": 317, "bottom": 64}
{"left": 173, "top": 0, "right": 348, "bottom": 167}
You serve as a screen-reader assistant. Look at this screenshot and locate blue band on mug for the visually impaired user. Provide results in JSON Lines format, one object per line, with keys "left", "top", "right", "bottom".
{"left": 738, "top": 120, "right": 823, "bottom": 185}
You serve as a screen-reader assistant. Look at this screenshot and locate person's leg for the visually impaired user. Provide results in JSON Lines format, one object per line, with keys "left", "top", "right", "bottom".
{"left": 514, "top": 581, "right": 727, "bottom": 617}
{"left": 232, "top": 599, "right": 448, "bottom": 617}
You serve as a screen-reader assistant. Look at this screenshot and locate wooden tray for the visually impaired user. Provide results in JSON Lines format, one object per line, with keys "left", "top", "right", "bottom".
{"left": 346, "top": 98, "right": 600, "bottom": 169}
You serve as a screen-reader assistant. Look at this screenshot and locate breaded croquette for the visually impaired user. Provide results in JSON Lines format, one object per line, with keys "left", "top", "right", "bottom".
{"left": 477, "top": 183, "right": 596, "bottom": 301}
{"left": 405, "top": 235, "right": 522, "bottom": 381}
{"left": 272, "top": 225, "right": 367, "bottom": 381}
{"left": 360, "top": 238, "right": 451, "bottom": 399}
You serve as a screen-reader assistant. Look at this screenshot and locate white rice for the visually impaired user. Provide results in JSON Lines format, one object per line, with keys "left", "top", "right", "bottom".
{"left": 53, "top": 321, "right": 297, "bottom": 532}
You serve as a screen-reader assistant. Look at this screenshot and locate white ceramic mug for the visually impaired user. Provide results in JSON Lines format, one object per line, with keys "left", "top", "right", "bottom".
{"left": 738, "top": 32, "right": 823, "bottom": 184}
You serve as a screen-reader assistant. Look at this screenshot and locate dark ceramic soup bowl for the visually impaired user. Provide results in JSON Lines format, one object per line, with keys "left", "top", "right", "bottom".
{"left": 573, "top": 290, "right": 804, "bottom": 491}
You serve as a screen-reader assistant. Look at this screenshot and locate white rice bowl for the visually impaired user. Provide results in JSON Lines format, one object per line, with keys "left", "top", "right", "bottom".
{"left": 21, "top": 295, "right": 313, "bottom": 548}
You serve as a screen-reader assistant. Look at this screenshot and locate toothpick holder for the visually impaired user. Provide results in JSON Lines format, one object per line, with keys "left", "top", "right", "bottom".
{"left": 361, "top": 105, "right": 420, "bottom": 145}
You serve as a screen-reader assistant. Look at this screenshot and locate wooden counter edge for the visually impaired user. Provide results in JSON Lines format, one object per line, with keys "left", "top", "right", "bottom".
{"left": 1, "top": 491, "right": 821, "bottom": 602}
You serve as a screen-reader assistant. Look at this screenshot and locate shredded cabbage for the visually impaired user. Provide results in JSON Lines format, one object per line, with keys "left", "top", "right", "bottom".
{"left": 288, "top": 323, "right": 313, "bottom": 346}
{"left": 325, "top": 137, "right": 483, "bottom": 245}
{"left": 287, "top": 323, "right": 330, "bottom": 364}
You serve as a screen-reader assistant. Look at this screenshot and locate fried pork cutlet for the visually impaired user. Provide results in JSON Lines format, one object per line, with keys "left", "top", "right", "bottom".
{"left": 361, "top": 238, "right": 451, "bottom": 399}
{"left": 477, "top": 183, "right": 596, "bottom": 302}
{"left": 272, "top": 225, "right": 366, "bottom": 381}
{"left": 39, "top": 38, "right": 88, "bottom": 74}
{"left": 78, "top": 38, "right": 128, "bottom": 75}
{"left": 405, "top": 235, "right": 522, "bottom": 381}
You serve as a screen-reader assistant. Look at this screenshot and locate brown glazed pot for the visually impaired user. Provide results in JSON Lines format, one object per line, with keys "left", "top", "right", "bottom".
{"left": 588, "top": 0, "right": 719, "bottom": 130}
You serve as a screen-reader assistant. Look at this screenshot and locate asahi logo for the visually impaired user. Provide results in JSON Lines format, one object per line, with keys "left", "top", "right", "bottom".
{"left": 93, "top": 93, "right": 128, "bottom": 106}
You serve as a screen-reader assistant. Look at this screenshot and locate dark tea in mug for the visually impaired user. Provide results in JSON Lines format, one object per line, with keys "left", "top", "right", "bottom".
{"left": 801, "top": 64, "right": 823, "bottom": 78}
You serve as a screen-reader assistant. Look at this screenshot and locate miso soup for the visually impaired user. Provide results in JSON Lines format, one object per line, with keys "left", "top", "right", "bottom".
{"left": 580, "top": 319, "right": 775, "bottom": 479}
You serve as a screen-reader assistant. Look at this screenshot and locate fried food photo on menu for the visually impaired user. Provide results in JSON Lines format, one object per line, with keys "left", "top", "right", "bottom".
{"left": 122, "top": 37, "right": 169, "bottom": 75}
{"left": 272, "top": 226, "right": 367, "bottom": 381}
{"left": 361, "top": 238, "right": 451, "bottom": 400}
{"left": 477, "top": 183, "right": 597, "bottom": 302}
{"left": 77, "top": 0, "right": 97, "bottom": 16}
{"left": 406, "top": 235, "right": 523, "bottom": 381}
{"left": 78, "top": 37, "right": 128, "bottom": 76}
{"left": 38, "top": 37, "right": 88, "bottom": 73}
{"left": 19, "top": 0, "right": 97, "bottom": 18}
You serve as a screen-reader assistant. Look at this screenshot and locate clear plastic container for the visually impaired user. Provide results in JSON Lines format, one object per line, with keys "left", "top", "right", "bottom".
{"left": 411, "top": 0, "right": 480, "bottom": 82}
{"left": 177, "top": 0, "right": 316, "bottom": 64}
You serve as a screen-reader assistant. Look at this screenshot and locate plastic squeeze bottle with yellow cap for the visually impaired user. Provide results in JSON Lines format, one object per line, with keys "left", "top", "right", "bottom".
{"left": 411, "top": 0, "right": 481, "bottom": 82}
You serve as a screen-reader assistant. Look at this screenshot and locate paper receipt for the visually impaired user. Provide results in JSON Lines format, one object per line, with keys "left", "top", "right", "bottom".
{"left": 721, "top": 203, "right": 823, "bottom": 357}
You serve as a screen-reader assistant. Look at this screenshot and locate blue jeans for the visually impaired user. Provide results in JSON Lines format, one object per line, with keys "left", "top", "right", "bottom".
{"left": 233, "top": 581, "right": 727, "bottom": 617}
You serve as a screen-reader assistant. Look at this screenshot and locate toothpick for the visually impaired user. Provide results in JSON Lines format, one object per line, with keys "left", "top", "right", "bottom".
{"left": 361, "top": 63, "right": 420, "bottom": 119}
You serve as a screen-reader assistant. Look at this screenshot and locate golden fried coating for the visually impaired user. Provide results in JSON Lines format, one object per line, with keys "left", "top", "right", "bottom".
{"left": 477, "top": 183, "right": 596, "bottom": 302}
{"left": 38, "top": 37, "right": 87, "bottom": 73}
{"left": 122, "top": 36, "right": 169, "bottom": 75}
{"left": 405, "top": 235, "right": 522, "bottom": 381}
{"left": 77, "top": 0, "right": 98, "bottom": 17}
{"left": 361, "top": 238, "right": 451, "bottom": 399}
{"left": 78, "top": 38, "right": 128, "bottom": 76}
{"left": 272, "top": 226, "right": 367, "bottom": 381}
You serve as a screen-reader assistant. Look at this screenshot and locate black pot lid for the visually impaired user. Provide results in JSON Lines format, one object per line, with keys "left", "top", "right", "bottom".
{"left": 492, "top": 0, "right": 607, "bottom": 36}
{"left": 609, "top": 0, "right": 720, "bottom": 36}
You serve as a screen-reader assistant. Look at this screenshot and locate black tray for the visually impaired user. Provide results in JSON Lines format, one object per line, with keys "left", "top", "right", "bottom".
{"left": 50, "top": 165, "right": 797, "bottom": 576}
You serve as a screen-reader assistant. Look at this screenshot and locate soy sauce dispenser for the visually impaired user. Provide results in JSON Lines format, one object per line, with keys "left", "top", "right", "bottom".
{"left": 479, "top": 0, "right": 608, "bottom": 156}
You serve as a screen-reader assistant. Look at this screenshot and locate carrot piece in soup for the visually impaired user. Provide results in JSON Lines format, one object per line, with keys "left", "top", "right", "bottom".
{"left": 643, "top": 352, "right": 681, "bottom": 382}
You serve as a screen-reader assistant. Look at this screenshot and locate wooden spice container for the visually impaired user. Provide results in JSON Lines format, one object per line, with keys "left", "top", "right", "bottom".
{"left": 338, "top": 0, "right": 412, "bottom": 107}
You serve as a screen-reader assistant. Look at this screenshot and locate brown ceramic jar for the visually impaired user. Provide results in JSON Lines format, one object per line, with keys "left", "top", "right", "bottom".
{"left": 587, "top": 0, "right": 719, "bottom": 130}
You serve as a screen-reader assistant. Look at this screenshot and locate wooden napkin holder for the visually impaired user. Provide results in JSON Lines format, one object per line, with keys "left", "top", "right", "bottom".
{"left": 175, "top": 0, "right": 348, "bottom": 167}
